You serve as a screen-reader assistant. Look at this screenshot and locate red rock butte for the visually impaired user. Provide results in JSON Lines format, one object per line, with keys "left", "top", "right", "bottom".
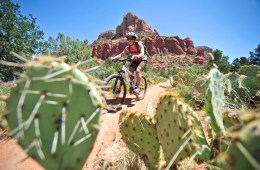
{"left": 91, "top": 12, "right": 212, "bottom": 65}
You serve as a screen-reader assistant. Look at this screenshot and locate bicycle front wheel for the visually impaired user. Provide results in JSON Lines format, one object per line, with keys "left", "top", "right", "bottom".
{"left": 104, "top": 74, "right": 127, "bottom": 105}
{"left": 137, "top": 76, "right": 147, "bottom": 100}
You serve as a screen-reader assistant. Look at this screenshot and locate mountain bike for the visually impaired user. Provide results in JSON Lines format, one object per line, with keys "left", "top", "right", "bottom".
{"left": 103, "top": 58, "right": 147, "bottom": 106}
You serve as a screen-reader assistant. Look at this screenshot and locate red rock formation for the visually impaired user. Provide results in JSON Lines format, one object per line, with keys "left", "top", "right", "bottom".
{"left": 114, "top": 12, "right": 158, "bottom": 38}
{"left": 192, "top": 46, "right": 213, "bottom": 64}
{"left": 91, "top": 12, "right": 211, "bottom": 65}
{"left": 196, "top": 46, "right": 213, "bottom": 57}
{"left": 92, "top": 36, "right": 197, "bottom": 58}
{"left": 193, "top": 56, "right": 207, "bottom": 65}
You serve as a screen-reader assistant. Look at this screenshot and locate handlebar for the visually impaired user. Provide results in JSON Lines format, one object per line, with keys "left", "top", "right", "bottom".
{"left": 111, "top": 58, "right": 132, "bottom": 62}
{"left": 111, "top": 57, "right": 147, "bottom": 63}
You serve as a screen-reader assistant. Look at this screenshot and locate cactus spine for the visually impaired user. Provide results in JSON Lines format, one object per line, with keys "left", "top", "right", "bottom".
{"left": 4, "top": 56, "right": 103, "bottom": 170}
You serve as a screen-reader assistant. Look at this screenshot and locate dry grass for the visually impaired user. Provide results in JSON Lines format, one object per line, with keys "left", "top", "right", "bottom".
{"left": 95, "top": 145, "right": 148, "bottom": 170}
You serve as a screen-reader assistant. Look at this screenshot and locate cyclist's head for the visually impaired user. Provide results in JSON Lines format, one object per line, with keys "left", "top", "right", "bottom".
{"left": 126, "top": 32, "right": 137, "bottom": 41}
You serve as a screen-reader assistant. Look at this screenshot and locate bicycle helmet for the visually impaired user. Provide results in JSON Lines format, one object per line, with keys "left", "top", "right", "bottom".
{"left": 126, "top": 32, "right": 138, "bottom": 39}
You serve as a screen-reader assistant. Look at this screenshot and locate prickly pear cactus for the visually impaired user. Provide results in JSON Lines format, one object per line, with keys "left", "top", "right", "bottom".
{"left": 172, "top": 72, "right": 198, "bottom": 87}
{"left": 4, "top": 57, "right": 103, "bottom": 170}
{"left": 119, "top": 110, "right": 163, "bottom": 169}
{"left": 224, "top": 72, "right": 240, "bottom": 89}
{"left": 183, "top": 73, "right": 197, "bottom": 86}
{"left": 239, "top": 65, "right": 260, "bottom": 90}
{"left": 154, "top": 93, "right": 211, "bottom": 168}
{"left": 217, "top": 118, "right": 260, "bottom": 170}
{"left": 222, "top": 111, "right": 241, "bottom": 131}
{"left": 194, "top": 77, "right": 206, "bottom": 95}
{"left": 205, "top": 68, "right": 226, "bottom": 136}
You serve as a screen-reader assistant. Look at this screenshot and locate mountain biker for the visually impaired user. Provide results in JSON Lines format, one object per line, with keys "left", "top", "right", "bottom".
{"left": 110, "top": 32, "right": 147, "bottom": 95}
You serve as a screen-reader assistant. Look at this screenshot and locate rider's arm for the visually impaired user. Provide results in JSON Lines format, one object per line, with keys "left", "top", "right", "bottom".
{"left": 111, "top": 46, "right": 129, "bottom": 60}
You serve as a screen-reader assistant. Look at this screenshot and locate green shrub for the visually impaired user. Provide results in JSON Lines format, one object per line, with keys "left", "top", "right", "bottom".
{"left": 0, "top": 82, "right": 12, "bottom": 129}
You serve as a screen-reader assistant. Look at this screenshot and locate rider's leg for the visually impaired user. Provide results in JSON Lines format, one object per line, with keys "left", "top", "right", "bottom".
{"left": 135, "top": 61, "right": 147, "bottom": 88}
{"left": 129, "top": 67, "right": 135, "bottom": 79}
{"left": 133, "top": 66, "right": 142, "bottom": 96}
{"left": 129, "top": 61, "right": 145, "bottom": 94}
{"left": 135, "top": 66, "right": 142, "bottom": 88}
{"left": 129, "top": 61, "right": 137, "bottom": 81}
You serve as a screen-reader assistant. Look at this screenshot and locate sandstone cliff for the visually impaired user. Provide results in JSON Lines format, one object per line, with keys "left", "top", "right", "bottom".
{"left": 91, "top": 12, "right": 211, "bottom": 64}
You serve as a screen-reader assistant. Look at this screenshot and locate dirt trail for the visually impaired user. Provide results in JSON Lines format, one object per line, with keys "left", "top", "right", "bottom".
{"left": 0, "top": 81, "right": 172, "bottom": 170}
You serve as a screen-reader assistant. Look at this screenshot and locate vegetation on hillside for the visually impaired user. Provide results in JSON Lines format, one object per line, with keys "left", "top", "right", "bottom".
{"left": 45, "top": 33, "right": 93, "bottom": 63}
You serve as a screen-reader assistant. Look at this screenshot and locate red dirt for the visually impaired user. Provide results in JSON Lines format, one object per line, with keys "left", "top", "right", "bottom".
{"left": 0, "top": 134, "right": 44, "bottom": 170}
{"left": 0, "top": 81, "right": 171, "bottom": 170}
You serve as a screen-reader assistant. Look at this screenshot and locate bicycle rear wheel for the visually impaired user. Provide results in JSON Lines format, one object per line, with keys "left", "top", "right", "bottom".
{"left": 137, "top": 76, "right": 147, "bottom": 100}
{"left": 104, "top": 74, "right": 127, "bottom": 105}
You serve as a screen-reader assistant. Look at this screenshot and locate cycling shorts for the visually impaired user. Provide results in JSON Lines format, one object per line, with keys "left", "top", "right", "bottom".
{"left": 130, "top": 60, "right": 147, "bottom": 71}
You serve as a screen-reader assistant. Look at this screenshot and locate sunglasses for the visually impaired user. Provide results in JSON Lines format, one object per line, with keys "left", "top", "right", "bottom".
{"left": 127, "top": 37, "right": 134, "bottom": 40}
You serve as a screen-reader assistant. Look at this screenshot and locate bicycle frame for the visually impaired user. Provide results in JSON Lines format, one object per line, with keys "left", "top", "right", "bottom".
{"left": 121, "top": 64, "right": 136, "bottom": 85}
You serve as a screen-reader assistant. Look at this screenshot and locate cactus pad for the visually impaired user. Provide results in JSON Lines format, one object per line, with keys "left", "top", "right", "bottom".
{"left": 205, "top": 68, "right": 226, "bottom": 135}
{"left": 5, "top": 57, "right": 103, "bottom": 170}
{"left": 217, "top": 118, "right": 260, "bottom": 170}
{"left": 119, "top": 110, "right": 163, "bottom": 168}
{"left": 194, "top": 77, "right": 206, "bottom": 95}
{"left": 154, "top": 93, "right": 210, "bottom": 167}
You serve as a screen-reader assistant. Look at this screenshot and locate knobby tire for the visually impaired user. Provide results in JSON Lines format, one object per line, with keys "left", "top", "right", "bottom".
{"left": 137, "top": 76, "right": 147, "bottom": 100}
{"left": 104, "top": 74, "right": 127, "bottom": 105}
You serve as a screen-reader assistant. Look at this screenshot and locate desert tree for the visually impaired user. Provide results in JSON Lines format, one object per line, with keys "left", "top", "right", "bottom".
{"left": 248, "top": 43, "right": 260, "bottom": 65}
{"left": 46, "top": 33, "right": 92, "bottom": 64}
{"left": 0, "top": 0, "right": 47, "bottom": 81}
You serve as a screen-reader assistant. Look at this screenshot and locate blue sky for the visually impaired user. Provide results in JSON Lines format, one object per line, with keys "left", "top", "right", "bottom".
{"left": 12, "top": 0, "right": 260, "bottom": 61}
